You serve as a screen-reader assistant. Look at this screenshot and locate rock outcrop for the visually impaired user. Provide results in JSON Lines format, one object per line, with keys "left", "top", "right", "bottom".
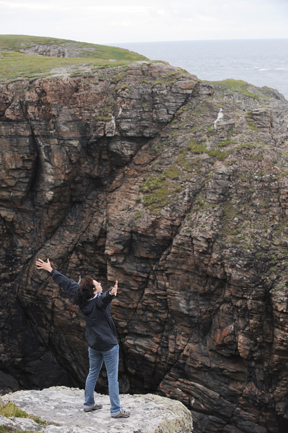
{"left": 1, "top": 387, "right": 193, "bottom": 432}
{"left": 1, "top": 62, "right": 288, "bottom": 433}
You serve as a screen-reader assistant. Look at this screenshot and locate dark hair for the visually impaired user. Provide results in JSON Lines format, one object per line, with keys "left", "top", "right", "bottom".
{"left": 75, "top": 276, "right": 95, "bottom": 308}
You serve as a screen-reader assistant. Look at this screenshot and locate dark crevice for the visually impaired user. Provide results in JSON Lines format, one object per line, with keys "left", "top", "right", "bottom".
{"left": 27, "top": 122, "right": 40, "bottom": 209}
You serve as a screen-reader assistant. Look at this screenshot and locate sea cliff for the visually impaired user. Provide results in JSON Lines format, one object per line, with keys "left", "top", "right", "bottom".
{"left": 1, "top": 57, "right": 288, "bottom": 433}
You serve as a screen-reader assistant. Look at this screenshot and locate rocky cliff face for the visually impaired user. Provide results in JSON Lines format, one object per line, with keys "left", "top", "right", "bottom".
{"left": 1, "top": 62, "right": 288, "bottom": 433}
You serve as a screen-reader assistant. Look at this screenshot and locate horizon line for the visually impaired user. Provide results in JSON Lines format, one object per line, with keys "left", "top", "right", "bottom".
{"left": 107, "top": 37, "right": 288, "bottom": 45}
{"left": 1, "top": 34, "right": 287, "bottom": 46}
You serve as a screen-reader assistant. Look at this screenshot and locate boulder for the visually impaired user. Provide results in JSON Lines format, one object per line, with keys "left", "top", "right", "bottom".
{"left": 1, "top": 387, "right": 193, "bottom": 433}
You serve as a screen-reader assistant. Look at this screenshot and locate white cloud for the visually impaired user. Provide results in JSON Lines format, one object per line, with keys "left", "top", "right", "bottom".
{"left": 0, "top": 1, "right": 150, "bottom": 12}
{"left": 0, "top": 0, "right": 287, "bottom": 43}
{"left": 0, "top": 1, "right": 68, "bottom": 10}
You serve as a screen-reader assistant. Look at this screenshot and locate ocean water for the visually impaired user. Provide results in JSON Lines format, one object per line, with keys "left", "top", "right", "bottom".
{"left": 110, "top": 39, "right": 288, "bottom": 100}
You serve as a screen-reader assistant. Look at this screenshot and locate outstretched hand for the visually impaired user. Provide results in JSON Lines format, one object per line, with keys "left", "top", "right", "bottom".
{"left": 36, "top": 258, "right": 53, "bottom": 273}
{"left": 110, "top": 280, "right": 118, "bottom": 296}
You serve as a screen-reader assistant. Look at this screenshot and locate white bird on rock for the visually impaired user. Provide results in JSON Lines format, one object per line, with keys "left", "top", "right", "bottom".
{"left": 213, "top": 108, "right": 223, "bottom": 130}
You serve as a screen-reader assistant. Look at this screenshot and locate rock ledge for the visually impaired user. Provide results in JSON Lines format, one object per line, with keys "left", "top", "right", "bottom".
{"left": 1, "top": 387, "right": 193, "bottom": 433}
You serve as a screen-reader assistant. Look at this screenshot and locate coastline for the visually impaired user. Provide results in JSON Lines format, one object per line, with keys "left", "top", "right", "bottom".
{"left": 109, "top": 39, "right": 288, "bottom": 100}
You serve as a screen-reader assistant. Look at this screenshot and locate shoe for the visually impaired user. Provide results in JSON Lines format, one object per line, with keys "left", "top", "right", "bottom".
{"left": 111, "top": 409, "right": 130, "bottom": 418}
{"left": 84, "top": 403, "right": 103, "bottom": 412}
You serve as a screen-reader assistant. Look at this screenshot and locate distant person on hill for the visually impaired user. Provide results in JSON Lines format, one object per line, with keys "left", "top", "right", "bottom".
{"left": 35, "top": 258, "right": 130, "bottom": 418}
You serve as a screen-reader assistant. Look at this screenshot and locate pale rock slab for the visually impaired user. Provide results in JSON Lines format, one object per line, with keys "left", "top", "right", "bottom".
{"left": 1, "top": 386, "right": 193, "bottom": 433}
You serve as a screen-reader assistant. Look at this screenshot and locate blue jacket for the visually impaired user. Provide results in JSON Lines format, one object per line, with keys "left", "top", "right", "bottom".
{"left": 51, "top": 269, "right": 118, "bottom": 351}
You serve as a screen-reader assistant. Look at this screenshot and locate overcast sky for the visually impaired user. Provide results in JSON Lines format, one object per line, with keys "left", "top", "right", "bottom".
{"left": 0, "top": 0, "right": 287, "bottom": 44}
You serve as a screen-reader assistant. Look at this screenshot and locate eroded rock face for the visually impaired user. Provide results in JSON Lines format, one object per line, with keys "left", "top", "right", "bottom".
{"left": 1, "top": 63, "right": 288, "bottom": 433}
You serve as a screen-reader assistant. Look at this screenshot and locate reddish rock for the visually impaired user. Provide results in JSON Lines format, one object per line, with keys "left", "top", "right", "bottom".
{"left": 1, "top": 63, "right": 288, "bottom": 433}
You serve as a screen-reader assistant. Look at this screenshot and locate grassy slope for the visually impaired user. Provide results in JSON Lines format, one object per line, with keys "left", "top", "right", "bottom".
{"left": 0, "top": 35, "right": 149, "bottom": 81}
{"left": 0, "top": 35, "right": 68, "bottom": 50}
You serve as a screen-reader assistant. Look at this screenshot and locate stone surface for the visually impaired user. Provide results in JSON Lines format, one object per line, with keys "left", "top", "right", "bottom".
{"left": 1, "top": 62, "right": 288, "bottom": 433}
{"left": 1, "top": 387, "right": 193, "bottom": 432}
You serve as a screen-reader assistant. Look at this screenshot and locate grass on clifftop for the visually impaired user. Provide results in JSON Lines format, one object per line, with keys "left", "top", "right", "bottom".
{"left": 0, "top": 51, "right": 136, "bottom": 81}
{"left": 0, "top": 35, "right": 67, "bottom": 51}
{"left": 210, "top": 79, "right": 261, "bottom": 99}
{"left": 0, "top": 401, "right": 47, "bottom": 424}
{"left": 0, "top": 400, "right": 53, "bottom": 432}
{"left": 0, "top": 35, "right": 149, "bottom": 81}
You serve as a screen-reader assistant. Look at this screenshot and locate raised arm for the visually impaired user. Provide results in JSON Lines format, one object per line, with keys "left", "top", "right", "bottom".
{"left": 95, "top": 280, "right": 118, "bottom": 310}
{"left": 36, "top": 258, "right": 53, "bottom": 273}
{"left": 36, "top": 258, "right": 79, "bottom": 298}
{"left": 110, "top": 280, "right": 118, "bottom": 296}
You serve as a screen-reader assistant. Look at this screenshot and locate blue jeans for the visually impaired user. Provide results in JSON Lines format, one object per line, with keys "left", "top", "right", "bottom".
{"left": 84, "top": 344, "right": 121, "bottom": 413}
